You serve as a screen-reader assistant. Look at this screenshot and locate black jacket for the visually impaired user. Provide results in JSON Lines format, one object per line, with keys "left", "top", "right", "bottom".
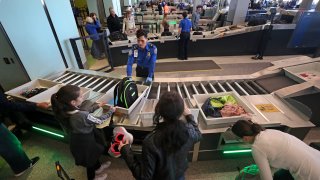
{"left": 121, "top": 115, "right": 202, "bottom": 180}
{"left": 107, "top": 14, "right": 121, "bottom": 33}
{"left": 0, "top": 92, "right": 36, "bottom": 114}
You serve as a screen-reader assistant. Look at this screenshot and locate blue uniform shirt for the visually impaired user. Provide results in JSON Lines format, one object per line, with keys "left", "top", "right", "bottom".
{"left": 127, "top": 43, "right": 157, "bottom": 78}
{"left": 179, "top": 18, "right": 192, "bottom": 32}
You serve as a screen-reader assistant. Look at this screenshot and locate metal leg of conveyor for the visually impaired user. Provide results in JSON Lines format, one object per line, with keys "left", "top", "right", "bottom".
{"left": 156, "top": 84, "right": 161, "bottom": 99}
{"left": 71, "top": 76, "right": 87, "bottom": 85}
{"left": 78, "top": 77, "right": 95, "bottom": 87}
{"left": 145, "top": 82, "right": 153, "bottom": 98}
{"left": 183, "top": 83, "right": 191, "bottom": 99}
{"left": 192, "top": 84, "right": 199, "bottom": 95}
{"left": 234, "top": 82, "right": 250, "bottom": 96}
{"left": 200, "top": 83, "right": 208, "bottom": 94}
{"left": 208, "top": 82, "right": 218, "bottom": 93}
{"left": 53, "top": 72, "right": 70, "bottom": 82}
{"left": 97, "top": 80, "right": 115, "bottom": 93}
{"left": 249, "top": 81, "right": 268, "bottom": 94}
{"left": 226, "top": 82, "right": 240, "bottom": 96}
{"left": 177, "top": 83, "right": 183, "bottom": 97}
{"left": 217, "top": 82, "right": 226, "bottom": 92}
{"left": 167, "top": 83, "right": 170, "bottom": 92}
{"left": 243, "top": 81, "right": 258, "bottom": 95}
{"left": 85, "top": 78, "right": 101, "bottom": 88}
{"left": 92, "top": 79, "right": 107, "bottom": 91}
{"left": 59, "top": 74, "right": 77, "bottom": 83}
{"left": 64, "top": 75, "right": 82, "bottom": 85}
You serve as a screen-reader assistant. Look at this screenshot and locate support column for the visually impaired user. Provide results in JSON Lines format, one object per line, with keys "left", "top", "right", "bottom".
{"left": 227, "top": 0, "right": 250, "bottom": 25}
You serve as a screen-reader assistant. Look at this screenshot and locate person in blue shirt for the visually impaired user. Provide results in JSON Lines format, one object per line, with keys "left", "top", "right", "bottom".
{"left": 178, "top": 11, "right": 192, "bottom": 60}
{"left": 127, "top": 29, "right": 157, "bottom": 84}
{"left": 85, "top": 16, "right": 105, "bottom": 60}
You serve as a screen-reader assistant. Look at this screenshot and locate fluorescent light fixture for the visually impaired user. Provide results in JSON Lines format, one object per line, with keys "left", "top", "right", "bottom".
{"left": 32, "top": 126, "right": 64, "bottom": 138}
{"left": 223, "top": 149, "right": 252, "bottom": 154}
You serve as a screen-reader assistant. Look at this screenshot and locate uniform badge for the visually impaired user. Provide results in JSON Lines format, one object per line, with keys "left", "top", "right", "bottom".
{"left": 128, "top": 50, "right": 132, "bottom": 56}
{"left": 134, "top": 50, "right": 138, "bottom": 58}
{"left": 147, "top": 52, "right": 151, "bottom": 57}
{"left": 154, "top": 48, "right": 157, "bottom": 55}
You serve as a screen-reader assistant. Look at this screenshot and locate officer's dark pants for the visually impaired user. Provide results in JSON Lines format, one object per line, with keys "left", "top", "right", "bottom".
{"left": 0, "top": 123, "right": 31, "bottom": 174}
{"left": 256, "top": 25, "right": 273, "bottom": 58}
{"left": 136, "top": 66, "right": 154, "bottom": 79}
{"left": 178, "top": 32, "right": 190, "bottom": 60}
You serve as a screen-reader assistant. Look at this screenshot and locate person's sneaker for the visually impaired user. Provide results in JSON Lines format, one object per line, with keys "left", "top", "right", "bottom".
{"left": 14, "top": 157, "right": 40, "bottom": 176}
{"left": 108, "top": 142, "right": 121, "bottom": 158}
{"left": 113, "top": 127, "right": 133, "bottom": 144}
{"left": 94, "top": 172, "right": 108, "bottom": 180}
{"left": 95, "top": 161, "right": 111, "bottom": 175}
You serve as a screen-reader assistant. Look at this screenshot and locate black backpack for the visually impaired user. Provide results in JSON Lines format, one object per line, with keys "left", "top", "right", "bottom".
{"left": 114, "top": 77, "right": 138, "bottom": 108}
{"left": 109, "top": 31, "right": 128, "bottom": 41}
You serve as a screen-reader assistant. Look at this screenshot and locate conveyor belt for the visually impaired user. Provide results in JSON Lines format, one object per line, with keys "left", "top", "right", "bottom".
{"left": 51, "top": 71, "right": 295, "bottom": 100}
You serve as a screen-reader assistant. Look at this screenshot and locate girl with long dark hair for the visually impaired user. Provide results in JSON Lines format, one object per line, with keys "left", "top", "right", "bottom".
{"left": 119, "top": 91, "right": 201, "bottom": 180}
{"left": 51, "top": 85, "right": 116, "bottom": 180}
{"left": 232, "top": 120, "right": 320, "bottom": 180}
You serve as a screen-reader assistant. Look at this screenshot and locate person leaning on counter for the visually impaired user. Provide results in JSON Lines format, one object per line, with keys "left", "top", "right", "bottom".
{"left": 126, "top": 29, "right": 157, "bottom": 84}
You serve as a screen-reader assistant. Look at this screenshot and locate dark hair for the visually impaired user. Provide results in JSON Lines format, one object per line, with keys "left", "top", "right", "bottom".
{"left": 182, "top": 11, "right": 188, "bottom": 18}
{"left": 51, "top": 85, "right": 81, "bottom": 120}
{"left": 136, "top": 29, "right": 148, "bottom": 38}
{"left": 231, "top": 120, "right": 265, "bottom": 138}
{"left": 89, "top": 13, "right": 97, "bottom": 17}
{"left": 196, "top": 5, "right": 203, "bottom": 9}
{"left": 153, "top": 91, "right": 189, "bottom": 154}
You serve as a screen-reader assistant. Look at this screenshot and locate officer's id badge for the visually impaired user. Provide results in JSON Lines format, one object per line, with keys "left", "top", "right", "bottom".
{"left": 134, "top": 50, "right": 138, "bottom": 58}
{"left": 128, "top": 50, "right": 132, "bottom": 56}
{"left": 147, "top": 51, "right": 151, "bottom": 57}
{"left": 154, "top": 48, "right": 157, "bottom": 55}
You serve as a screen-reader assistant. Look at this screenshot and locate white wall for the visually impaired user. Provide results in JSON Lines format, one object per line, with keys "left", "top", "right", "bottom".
{"left": 45, "top": 0, "right": 87, "bottom": 67}
{"left": 0, "top": 0, "right": 66, "bottom": 79}
{"left": 103, "top": 0, "right": 122, "bottom": 17}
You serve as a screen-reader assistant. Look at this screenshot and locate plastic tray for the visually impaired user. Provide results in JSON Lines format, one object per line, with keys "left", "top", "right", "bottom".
{"left": 284, "top": 62, "right": 320, "bottom": 83}
{"left": 193, "top": 92, "right": 255, "bottom": 125}
{"left": 140, "top": 98, "right": 200, "bottom": 127}
{"left": 96, "top": 84, "right": 149, "bottom": 115}
{"left": 27, "top": 84, "right": 91, "bottom": 104}
{"left": 6, "top": 79, "right": 60, "bottom": 100}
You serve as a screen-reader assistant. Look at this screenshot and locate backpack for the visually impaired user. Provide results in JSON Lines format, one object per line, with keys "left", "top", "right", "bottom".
{"left": 235, "top": 164, "right": 260, "bottom": 180}
{"left": 193, "top": 31, "right": 203, "bottom": 35}
{"left": 201, "top": 97, "right": 223, "bottom": 118}
{"left": 114, "top": 77, "right": 138, "bottom": 109}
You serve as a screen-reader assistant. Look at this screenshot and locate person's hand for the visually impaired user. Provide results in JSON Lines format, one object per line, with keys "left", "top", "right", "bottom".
{"left": 146, "top": 77, "right": 153, "bottom": 83}
{"left": 98, "top": 102, "right": 106, "bottom": 107}
{"left": 183, "top": 103, "right": 191, "bottom": 116}
{"left": 36, "top": 102, "right": 50, "bottom": 109}
{"left": 110, "top": 106, "right": 117, "bottom": 113}
{"left": 119, "top": 139, "right": 129, "bottom": 151}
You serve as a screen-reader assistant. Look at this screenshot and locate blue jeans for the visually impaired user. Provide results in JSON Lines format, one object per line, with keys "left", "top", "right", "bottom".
{"left": 0, "top": 123, "right": 31, "bottom": 173}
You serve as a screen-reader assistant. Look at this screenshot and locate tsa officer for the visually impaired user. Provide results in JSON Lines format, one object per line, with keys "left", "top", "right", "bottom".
{"left": 127, "top": 29, "right": 157, "bottom": 84}
{"left": 178, "top": 11, "right": 192, "bottom": 60}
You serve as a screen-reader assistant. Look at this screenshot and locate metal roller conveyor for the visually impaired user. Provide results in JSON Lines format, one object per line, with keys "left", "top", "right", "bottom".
{"left": 53, "top": 72, "right": 70, "bottom": 82}
{"left": 92, "top": 79, "right": 108, "bottom": 91}
{"left": 249, "top": 81, "right": 268, "bottom": 94}
{"left": 97, "top": 80, "right": 115, "bottom": 93}
{"left": 183, "top": 83, "right": 191, "bottom": 99}
{"left": 78, "top": 77, "right": 95, "bottom": 87}
{"left": 217, "top": 82, "right": 227, "bottom": 92}
{"left": 200, "top": 83, "right": 208, "bottom": 94}
{"left": 192, "top": 84, "right": 199, "bottom": 95}
{"left": 234, "top": 82, "right": 250, "bottom": 96}
{"left": 208, "top": 82, "right": 217, "bottom": 93}
{"left": 85, "top": 78, "right": 101, "bottom": 88}
{"left": 156, "top": 83, "right": 161, "bottom": 99}
{"left": 243, "top": 81, "right": 259, "bottom": 95}
{"left": 177, "top": 83, "right": 183, "bottom": 97}
{"left": 64, "top": 74, "right": 83, "bottom": 85}
{"left": 71, "top": 76, "right": 88, "bottom": 86}
{"left": 226, "top": 82, "right": 240, "bottom": 96}
{"left": 59, "top": 74, "right": 77, "bottom": 83}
